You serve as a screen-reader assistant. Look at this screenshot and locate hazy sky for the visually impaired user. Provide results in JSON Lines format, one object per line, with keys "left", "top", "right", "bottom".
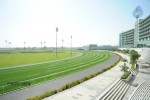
{"left": 0, "top": 0, "right": 150, "bottom": 48}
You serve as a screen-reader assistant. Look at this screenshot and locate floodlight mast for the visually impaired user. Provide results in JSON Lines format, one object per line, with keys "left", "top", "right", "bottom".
{"left": 9, "top": 42, "right": 11, "bottom": 49}
{"left": 44, "top": 41, "right": 46, "bottom": 48}
{"left": 5, "top": 40, "right": 7, "bottom": 50}
{"left": 56, "top": 27, "right": 58, "bottom": 57}
{"left": 71, "top": 35, "right": 72, "bottom": 57}
{"left": 24, "top": 42, "right": 26, "bottom": 50}
{"left": 41, "top": 42, "right": 43, "bottom": 50}
{"left": 62, "top": 39, "right": 64, "bottom": 51}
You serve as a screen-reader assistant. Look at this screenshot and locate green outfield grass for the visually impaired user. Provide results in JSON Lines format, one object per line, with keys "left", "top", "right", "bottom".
{"left": 0, "top": 52, "right": 77, "bottom": 68}
{"left": 0, "top": 50, "right": 111, "bottom": 94}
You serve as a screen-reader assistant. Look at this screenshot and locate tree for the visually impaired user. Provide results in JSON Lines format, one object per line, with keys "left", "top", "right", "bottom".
{"left": 130, "top": 50, "right": 140, "bottom": 64}
{"left": 120, "top": 63, "right": 129, "bottom": 74}
{"left": 122, "top": 49, "right": 129, "bottom": 54}
{"left": 121, "top": 58, "right": 128, "bottom": 63}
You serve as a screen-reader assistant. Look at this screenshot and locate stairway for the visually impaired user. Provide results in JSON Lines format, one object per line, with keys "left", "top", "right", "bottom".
{"left": 128, "top": 68, "right": 138, "bottom": 76}
{"left": 98, "top": 80, "right": 130, "bottom": 100}
{"left": 129, "top": 81, "right": 150, "bottom": 100}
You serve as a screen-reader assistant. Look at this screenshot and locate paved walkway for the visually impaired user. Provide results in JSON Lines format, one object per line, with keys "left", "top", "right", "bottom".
{"left": 123, "top": 64, "right": 150, "bottom": 100}
{"left": 44, "top": 53, "right": 129, "bottom": 100}
{"left": 0, "top": 53, "right": 119, "bottom": 100}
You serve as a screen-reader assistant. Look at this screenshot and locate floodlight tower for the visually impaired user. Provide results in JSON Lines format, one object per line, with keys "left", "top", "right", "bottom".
{"left": 71, "top": 35, "right": 72, "bottom": 57}
{"left": 132, "top": 6, "right": 143, "bottom": 47}
{"left": 62, "top": 39, "right": 64, "bottom": 51}
{"left": 5, "top": 40, "right": 7, "bottom": 50}
{"left": 40, "top": 42, "right": 43, "bottom": 50}
{"left": 9, "top": 42, "right": 11, "bottom": 49}
{"left": 44, "top": 41, "right": 46, "bottom": 48}
{"left": 56, "top": 27, "right": 58, "bottom": 57}
{"left": 24, "top": 42, "right": 26, "bottom": 50}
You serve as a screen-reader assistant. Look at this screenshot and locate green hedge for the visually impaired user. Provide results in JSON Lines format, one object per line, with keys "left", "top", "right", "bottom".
{"left": 121, "top": 71, "right": 131, "bottom": 79}
{"left": 27, "top": 53, "right": 121, "bottom": 100}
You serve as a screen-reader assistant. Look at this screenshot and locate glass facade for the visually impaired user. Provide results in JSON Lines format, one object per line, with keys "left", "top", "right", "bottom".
{"left": 119, "top": 29, "right": 134, "bottom": 48}
{"left": 119, "top": 15, "right": 150, "bottom": 48}
{"left": 138, "top": 15, "right": 150, "bottom": 48}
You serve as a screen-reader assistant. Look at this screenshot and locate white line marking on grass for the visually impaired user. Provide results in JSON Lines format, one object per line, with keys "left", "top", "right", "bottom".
{"left": 0, "top": 53, "right": 83, "bottom": 70}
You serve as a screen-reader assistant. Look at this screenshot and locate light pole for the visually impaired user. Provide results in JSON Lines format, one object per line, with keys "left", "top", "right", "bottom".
{"left": 24, "top": 42, "right": 26, "bottom": 50}
{"left": 5, "top": 40, "right": 7, "bottom": 50}
{"left": 9, "top": 42, "right": 11, "bottom": 49}
{"left": 56, "top": 27, "right": 58, "bottom": 57}
{"left": 40, "top": 42, "right": 43, "bottom": 50}
{"left": 62, "top": 39, "right": 64, "bottom": 51}
{"left": 71, "top": 35, "right": 72, "bottom": 57}
{"left": 44, "top": 41, "right": 46, "bottom": 48}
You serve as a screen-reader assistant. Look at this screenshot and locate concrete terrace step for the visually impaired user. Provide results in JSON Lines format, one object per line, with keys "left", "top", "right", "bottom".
{"left": 114, "top": 83, "right": 130, "bottom": 100}
{"left": 97, "top": 79, "right": 130, "bottom": 100}
{"left": 118, "top": 83, "right": 130, "bottom": 100}
{"left": 129, "top": 69, "right": 138, "bottom": 76}
{"left": 105, "top": 80, "right": 125, "bottom": 100}
{"left": 100, "top": 80, "right": 121, "bottom": 100}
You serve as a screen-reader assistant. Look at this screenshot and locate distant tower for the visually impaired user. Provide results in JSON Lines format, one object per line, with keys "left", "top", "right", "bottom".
{"left": 132, "top": 6, "right": 143, "bottom": 48}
